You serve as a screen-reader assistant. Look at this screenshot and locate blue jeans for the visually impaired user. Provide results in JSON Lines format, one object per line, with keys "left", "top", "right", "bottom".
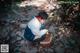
{"left": 24, "top": 26, "right": 45, "bottom": 42}
{"left": 24, "top": 26, "right": 35, "bottom": 41}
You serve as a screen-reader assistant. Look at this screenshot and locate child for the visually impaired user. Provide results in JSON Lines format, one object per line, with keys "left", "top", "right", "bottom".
{"left": 24, "top": 11, "right": 48, "bottom": 42}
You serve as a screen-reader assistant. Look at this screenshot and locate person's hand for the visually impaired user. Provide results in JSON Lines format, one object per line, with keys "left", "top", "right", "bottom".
{"left": 46, "top": 31, "right": 51, "bottom": 35}
{"left": 46, "top": 32, "right": 49, "bottom": 34}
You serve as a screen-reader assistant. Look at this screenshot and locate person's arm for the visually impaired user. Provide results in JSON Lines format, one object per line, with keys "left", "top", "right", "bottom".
{"left": 39, "top": 29, "right": 48, "bottom": 36}
{"left": 31, "top": 28, "right": 48, "bottom": 39}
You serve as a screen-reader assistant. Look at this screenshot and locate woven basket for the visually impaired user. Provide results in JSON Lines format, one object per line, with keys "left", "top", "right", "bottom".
{"left": 40, "top": 33, "right": 53, "bottom": 48}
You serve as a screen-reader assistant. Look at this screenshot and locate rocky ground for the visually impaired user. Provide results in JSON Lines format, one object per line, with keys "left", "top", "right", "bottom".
{"left": 0, "top": 0, "right": 80, "bottom": 53}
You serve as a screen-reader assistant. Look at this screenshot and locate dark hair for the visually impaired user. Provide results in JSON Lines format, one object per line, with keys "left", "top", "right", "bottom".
{"left": 38, "top": 11, "right": 48, "bottom": 19}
